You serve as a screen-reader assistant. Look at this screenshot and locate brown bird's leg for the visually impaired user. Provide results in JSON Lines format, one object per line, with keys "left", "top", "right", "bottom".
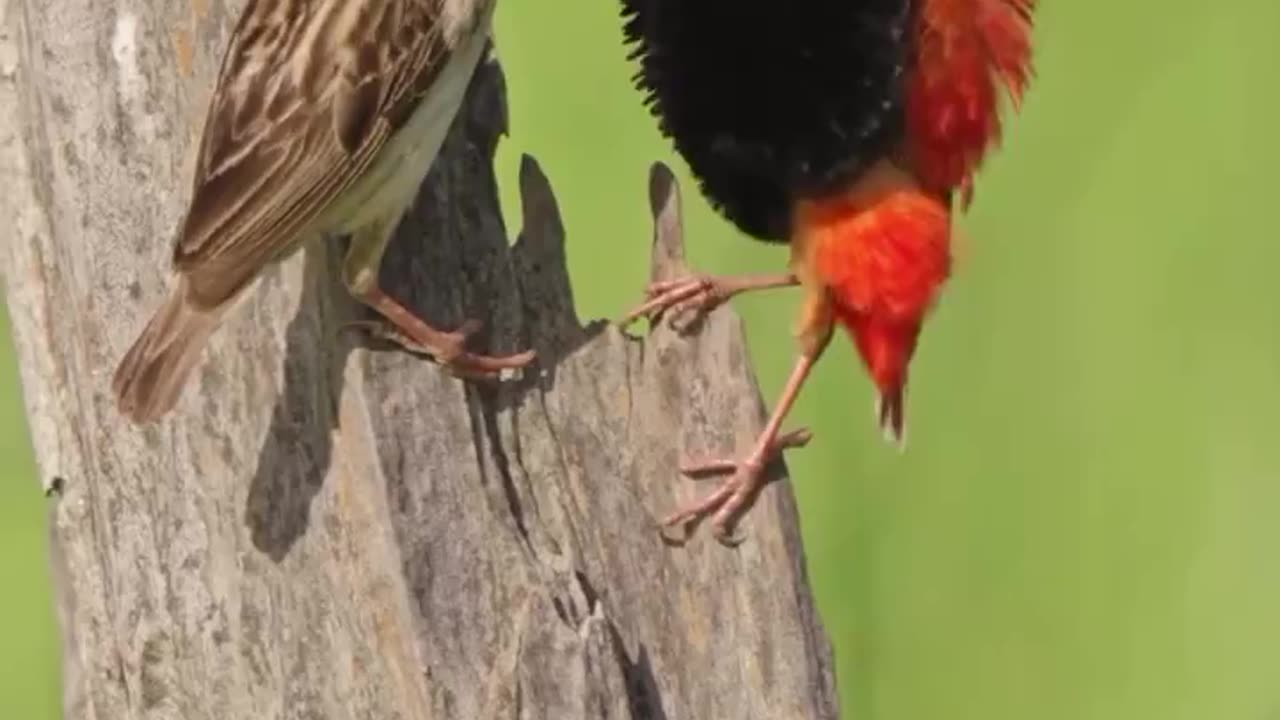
{"left": 620, "top": 272, "right": 798, "bottom": 329}
{"left": 661, "top": 282, "right": 834, "bottom": 543}
{"left": 350, "top": 287, "right": 536, "bottom": 377}
{"left": 341, "top": 220, "right": 536, "bottom": 378}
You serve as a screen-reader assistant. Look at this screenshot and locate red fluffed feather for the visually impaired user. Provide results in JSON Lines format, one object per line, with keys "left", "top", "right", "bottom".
{"left": 800, "top": 187, "right": 952, "bottom": 443}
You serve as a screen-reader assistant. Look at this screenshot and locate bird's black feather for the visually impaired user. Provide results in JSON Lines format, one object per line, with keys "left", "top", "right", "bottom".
{"left": 620, "top": 0, "right": 915, "bottom": 241}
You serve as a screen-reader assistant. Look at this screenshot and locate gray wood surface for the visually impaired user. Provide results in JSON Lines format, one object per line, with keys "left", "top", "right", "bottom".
{"left": 0, "top": 1, "right": 838, "bottom": 717}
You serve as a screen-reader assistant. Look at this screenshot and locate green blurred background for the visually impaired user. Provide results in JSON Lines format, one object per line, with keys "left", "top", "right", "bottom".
{"left": 5, "top": 1, "right": 1280, "bottom": 717}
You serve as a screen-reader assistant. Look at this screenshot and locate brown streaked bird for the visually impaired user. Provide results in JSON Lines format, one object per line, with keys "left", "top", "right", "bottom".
{"left": 113, "top": 0, "right": 535, "bottom": 424}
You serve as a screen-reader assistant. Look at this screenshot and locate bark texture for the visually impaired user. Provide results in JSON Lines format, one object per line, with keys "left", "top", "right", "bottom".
{"left": 0, "top": 1, "right": 838, "bottom": 718}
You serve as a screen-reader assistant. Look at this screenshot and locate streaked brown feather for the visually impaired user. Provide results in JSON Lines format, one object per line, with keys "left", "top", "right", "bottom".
{"left": 173, "top": 0, "right": 454, "bottom": 306}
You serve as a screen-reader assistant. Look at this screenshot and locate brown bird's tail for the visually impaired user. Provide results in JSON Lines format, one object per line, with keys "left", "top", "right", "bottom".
{"left": 112, "top": 279, "right": 221, "bottom": 424}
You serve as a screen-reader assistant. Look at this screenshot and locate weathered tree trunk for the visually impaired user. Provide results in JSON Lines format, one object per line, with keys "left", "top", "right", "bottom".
{"left": 0, "top": 1, "right": 838, "bottom": 718}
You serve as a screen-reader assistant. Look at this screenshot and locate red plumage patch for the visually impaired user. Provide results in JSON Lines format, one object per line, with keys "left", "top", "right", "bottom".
{"left": 908, "top": 0, "right": 1036, "bottom": 204}
{"left": 807, "top": 191, "right": 951, "bottom": 330}
{"left": 800, "top": 189, "right": 951, "bottom": 442}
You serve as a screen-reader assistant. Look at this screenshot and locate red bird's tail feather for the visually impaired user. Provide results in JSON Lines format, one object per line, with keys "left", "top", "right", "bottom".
{"left": 877, "top": 383, "right": 907, "bottom": 449}
{"left": 845, "top": 310, "right": 920, "bottom": 448}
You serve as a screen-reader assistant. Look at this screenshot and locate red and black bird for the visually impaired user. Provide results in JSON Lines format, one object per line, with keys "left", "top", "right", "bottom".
{"left": 619, "top": 0, "right": 1037, "bottom": 539}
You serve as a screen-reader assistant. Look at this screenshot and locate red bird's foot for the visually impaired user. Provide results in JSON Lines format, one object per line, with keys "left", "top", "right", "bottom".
{"left": 620, "top": 272, "right": 798, "bottom": 330}
{"left": 345, "top": 319, "right": 536, "bottom": 380}
{"left": 661, "top": 427, "right": 813, "bottom": 545}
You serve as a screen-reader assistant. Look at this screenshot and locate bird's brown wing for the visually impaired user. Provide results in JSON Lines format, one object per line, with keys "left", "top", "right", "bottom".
{"left": 173, "top": 0, "right": 466, "bottom": 305}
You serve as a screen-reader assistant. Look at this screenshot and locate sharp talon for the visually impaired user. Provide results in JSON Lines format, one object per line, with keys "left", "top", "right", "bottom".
{"left": 618, "top": 298, "right": 660, "bottom": 328}
{"left": 659, "top": 510, "right": 692, "bottom": 529}
{"left": 345, "top": 320, "right": 434, "bottom": 355}
{"left": 343, "top": 319, "right": 392, "bottom": 338}
{"left": 773, "top": 427, "right": 814, "bottom": 451}
{"left": 680, "top": 458, "right": 738, "bottom": 477}
{"left": 712, "top": 524, "right": 747, "bottom": 548}
{"left": 443, "top": 348, "right": 537, "bottom": 380}
{"left": 440, "top": 363, "right": 492, "bottom": 382}
{"left": 341, "top": 320, "right": 372, "bottom": 333}
{"left": 668, "top": 305, "right": 696, "bottom": 329}
{"left": 658, "top": 520, "right": 693, "bottom": 547}
{"left": 455, "top": 318, "right": 483, "bottom": 337}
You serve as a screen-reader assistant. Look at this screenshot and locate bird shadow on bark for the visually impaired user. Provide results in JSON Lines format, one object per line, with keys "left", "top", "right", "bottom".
{"left": 243, "top": 246, "right": 353, "bottom": 562}
{"left": 607, "top": 622, "right": 670, "bottom": 720}
{"left": 243, "top": 57, "right": 596, "bottom": 562}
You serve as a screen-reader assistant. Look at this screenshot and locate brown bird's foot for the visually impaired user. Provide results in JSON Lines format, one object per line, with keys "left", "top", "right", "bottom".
{"left": 662, "top": 427, "right": 814, "bottom": 545}
{"left": 349, "top": 288, "right": 536, "bottom": 379}
{"left": 620, "top": 272, "right": 798, "bottom": 330}
{"left": 346, "top": 319, "right": 535, "bottom": 379}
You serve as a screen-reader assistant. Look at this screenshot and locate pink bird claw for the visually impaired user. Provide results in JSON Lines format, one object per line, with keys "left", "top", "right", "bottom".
{"left": 621, "top": 274, "right": 723, "bottom": 328}
{"left": 619, "top": 272, "right": 799, "bottom": 330}
{"left": 658, "top": 426, "right": 813, "bottom": 546}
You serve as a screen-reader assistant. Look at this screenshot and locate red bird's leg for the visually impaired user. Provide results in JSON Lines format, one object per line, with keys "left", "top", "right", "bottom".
{"left": 620, "top": 272, "right": 798, "bottom": 328}
{"left": 350, "top": 286, "right": 537, "bottom": 379}
{"left": 662, "top": 348, "right": 821, "bottom": 543}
